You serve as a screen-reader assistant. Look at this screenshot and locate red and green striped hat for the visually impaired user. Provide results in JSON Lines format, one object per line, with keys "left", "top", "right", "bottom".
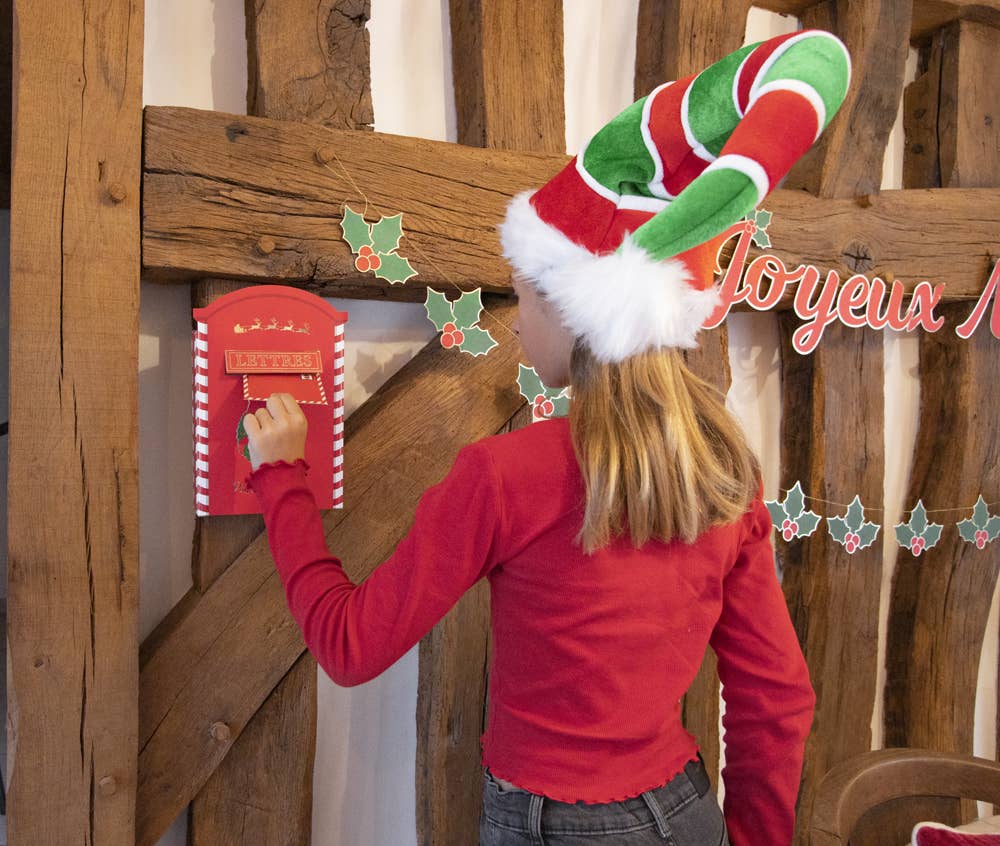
{"left": 500, "top": 29, "right": 851, "bottom": 362}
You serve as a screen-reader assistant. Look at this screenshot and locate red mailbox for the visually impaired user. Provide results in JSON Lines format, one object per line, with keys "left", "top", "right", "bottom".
{"left": 193, "top": 286, "right": 348, "bottom": 516}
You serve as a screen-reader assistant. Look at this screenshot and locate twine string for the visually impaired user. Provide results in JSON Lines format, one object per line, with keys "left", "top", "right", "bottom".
{"left": 318, "top": 145, "right": 519, "bottom": 344}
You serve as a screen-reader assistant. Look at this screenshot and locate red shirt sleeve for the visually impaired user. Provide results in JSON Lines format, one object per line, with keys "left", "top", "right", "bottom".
{"left": 248, "top": 443, "right": 504, "bottom": 687}
{"left": 709, "top": 486, "right": 816, "bottom": 846}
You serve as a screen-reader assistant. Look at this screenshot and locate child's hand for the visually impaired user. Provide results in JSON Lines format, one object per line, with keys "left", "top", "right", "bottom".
{"left": 243, "top": 393, "right": 308, "bottom": 471}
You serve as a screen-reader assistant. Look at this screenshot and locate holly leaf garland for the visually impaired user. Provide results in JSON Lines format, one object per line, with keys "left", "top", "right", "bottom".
{"left": 750, "top": 208, "right": 772, "bottom": 249}
{"left": 894, "top": 500, "right": 943, "bottom": 557}
{"left": 424, "top": 288, "right": 498, "bottom": 357}
{"left": 764, "top": 481, "right": 822, "bottom": 541}
{"left": 517, "top": 364, "right": 571, "bottom": 421}
{"left": 957, "top": 495, "right": 1000, "bottom": 550}
{"left": 340, "top": 204, "right": 417, "bottom": 284}
{"left": 827, "top": 495, "right": 880, "bottom": 554}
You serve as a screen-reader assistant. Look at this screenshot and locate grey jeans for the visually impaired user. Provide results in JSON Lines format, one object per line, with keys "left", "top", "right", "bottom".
{"left": 479, "top": 757, "right": 729, "bottom": 845}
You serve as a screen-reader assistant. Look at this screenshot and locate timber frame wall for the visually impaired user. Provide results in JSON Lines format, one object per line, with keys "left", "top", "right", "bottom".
{"left": 6, "top": 1, "right": 998, "bottom": 845}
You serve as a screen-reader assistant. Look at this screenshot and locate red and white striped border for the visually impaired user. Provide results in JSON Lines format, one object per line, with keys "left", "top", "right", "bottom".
{"left": 332, "top": 324, "right": 345, "bottom": 508}
{"left": 193, "top": 322, "right": 210, "bottom": 515}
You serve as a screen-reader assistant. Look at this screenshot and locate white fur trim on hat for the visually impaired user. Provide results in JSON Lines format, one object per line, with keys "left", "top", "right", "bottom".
{"left": 499, "top": 191, "right": 721, "bottom": 363}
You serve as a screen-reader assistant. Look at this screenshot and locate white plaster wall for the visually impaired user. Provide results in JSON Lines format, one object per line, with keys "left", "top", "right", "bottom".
{"left": 137, "top": 3, "right": 997, "bottom": 844}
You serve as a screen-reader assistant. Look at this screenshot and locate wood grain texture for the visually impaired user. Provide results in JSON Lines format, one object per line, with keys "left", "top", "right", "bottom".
{"left": 0, "top": 0, "right": 11, "bottom": 207}
{"left": 904, "top": 21, "right": 1000, "bottom": 189}
{"left": 190, "top": 652, "right": 317, "bottom": 846}
{"left": 245, "top": 0, "right": 373, "bottom": 130}
{"left": 880, "top": 18, "right": 1000, "bottom": 839}
{"left": 137, "top": 301, "right": 524, "bottom": 846}
{"left": 777, "top": 7, "right": 905, "bottom": 842}
{"left": 449, "top": 0, "right": 564, "bottom": 152}
{"left": 141, "top": 108, "right": 1000, "bottom": 305}
{"left": 784, "top": 0, "right": 913, "bottom": 199}
{"left": 7, "top": 1, "right": 143, "bottom": 843}
{"left": 778, "top": 321, "right": 885, "bottom": 846}
{"left": 910, "top": 0, "right": 1000, "bottom": 39}
{"left": 634, "top": 0, "right": 751, "bottom": 95}
{"left": 413, "top": 9, "right": 564, "bottom": 842}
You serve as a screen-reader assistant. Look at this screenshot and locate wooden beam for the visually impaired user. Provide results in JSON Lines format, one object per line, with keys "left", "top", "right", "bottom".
{"left": 634, "top": 0, "right": 751, "bottom": 95}
{"left": 776, "top": 4, "right": 907, "bottom": 842}
{"left": 749, "top": 0, "right": 1000, "bottom": 41}
{"left": 137, "top": 300, "right": 525, "bottom": 846}
{"left": 785, "top": 0, "right": 913, "bottom": 198}
{"left": 7, "top": 0, "right": 143, "bottom": 843}
{"left": 141, "top": 108, "right": 1000, "bottom": 305}
{"left": 411, "top": 5, "right": 565, "bottom": 843}
{"left": 245, "top": 0, "right": 373, "bottom": 130}
{"left": 0, "top": 0, "right": 11, "bottom": 208}
{"left": 142, "top": 105, "right": 562, "bottom": 294}
{"left": 882, "top": 17, "right": 1000, "bottom": 835}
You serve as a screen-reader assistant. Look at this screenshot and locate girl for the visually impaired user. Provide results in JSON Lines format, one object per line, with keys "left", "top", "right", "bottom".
{"left": 244, "top": 29, "right": 850, "bottom": 846}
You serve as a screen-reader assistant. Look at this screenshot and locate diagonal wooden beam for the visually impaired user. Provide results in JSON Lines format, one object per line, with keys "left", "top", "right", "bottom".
{"left": 137, "top": 300, "right": 525, "bottom": 846}
{"left": 141, "top": 107, "right": 1000, "bottom": 305}
{"left": 7, "top": 1, "right": 143, "bottom": 844}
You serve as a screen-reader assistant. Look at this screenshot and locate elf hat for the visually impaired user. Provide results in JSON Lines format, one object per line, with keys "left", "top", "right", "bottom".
{"left": 500, "top": 29, "right": 851, "bottom": 363}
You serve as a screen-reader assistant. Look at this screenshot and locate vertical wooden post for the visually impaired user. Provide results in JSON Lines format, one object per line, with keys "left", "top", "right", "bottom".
{"left": 776, "top": 3, "right": 911, "bottom": 842}
{"left": 187, "top": 3, "right": 374, "bottom": 843}
{"left": 412, "top": 3, "right": 564, "bottom": 843}
{"left": 7, "top": 1, "right": 142, "bottom": 843}
{"left": 634, "top": 2, "right": 750, "bottom": 791}
{"left": 881, "top": 17, "right": 1000, "bottom": 834}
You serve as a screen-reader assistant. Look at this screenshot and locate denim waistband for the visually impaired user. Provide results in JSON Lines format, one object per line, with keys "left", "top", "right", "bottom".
{"left": 483, "top": 756, "right": 711, "bottom": 837}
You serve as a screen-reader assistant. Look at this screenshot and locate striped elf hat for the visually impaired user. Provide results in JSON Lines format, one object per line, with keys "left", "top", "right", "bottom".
{"left": 500, "top": 29, "right": 851, "bottom": 362}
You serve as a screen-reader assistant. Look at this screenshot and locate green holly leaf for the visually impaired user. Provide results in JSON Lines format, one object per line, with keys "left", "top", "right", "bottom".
{"left": 458, "top": 325, "right": 498, "bottom": 357}
{"left": 518, "top": 364, "right": 546, "bottom": 403}
{"left": 856, "top": 522, "right": 880, "bottom": 550}
{"left": 828, "top": 516, "right": 849, "bottom": 545}
{"left": 895, "top": 523, "right": 915, "bottom": 548}
{"left": 754, "top": 209, "right": 772, "bottom": 230}
{"left": 957, "top": 518, "right": 978, "bottom": 544}
{"left": 972, "top": 495, "right": 990, "bottom": 528}
{"left": 374, "top": 251, "right": 418, "bottom": 285}
{"left": 452, "top": 289, "right": 485, "bottom": 331}
{"left": 340, "top": 205, "right": 372, "bottom": 254}
{"left": 923, "top": 523, "right": 943, "bottom": 548}
{"left": 796, "top": 511, "right": 822, "bottom": 538}
{"left": 784, "top": 482, "right": 805, "bottom": 520}
{"left": 370, "top": 213, "right": 403, "bottom": 254}
{"left": 765, "top": 499, "right": 787, "bottom": 530}
{"left": 424, "top": 288, "right": 455, "bottom": 332}
{"left": 988, "top": 515, "right": 1000, "bottom": 541}
{"left": 549, "top": 393, "right": 571, "bottom": 417}
{"left": 909, "top": 500, "right": 929, "bottom": 535}
{"left": 845, "top": 496, "right": 866, "bottom": 532}
{"left": 752, "top": 229, "right": 771, "bottom": 249}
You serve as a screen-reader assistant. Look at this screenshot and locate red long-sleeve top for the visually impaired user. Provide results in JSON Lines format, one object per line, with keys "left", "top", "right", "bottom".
{"left": 248, "top": 417, "right": 815, "bottom": 845}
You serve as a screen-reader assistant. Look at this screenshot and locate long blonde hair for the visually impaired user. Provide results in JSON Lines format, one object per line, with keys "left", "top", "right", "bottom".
{"left": 568, "top": 340, "right": 761, "bottom": 553}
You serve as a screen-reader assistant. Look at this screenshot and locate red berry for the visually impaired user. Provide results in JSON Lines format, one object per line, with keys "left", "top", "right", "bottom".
{"left": 441, "top": 333, "right": 455, "bottom": 349}
{"left": 359, "top": 245, "right": 373, "bottom": 257}
{"left": 782, "top": 528, "right": 794, "bottom": 542}
{"left": 443, "top": 322, "right": 457, "bottom": 334}
{"left": 542, "top": 400, "right": 555, "bottom": 416}
{"left": 368, "top": 254, "right": 382, "bottom": 270}
{"left": 846, "top": 540, "right": 857, "bottom": 554}
{"left": 782, "top": 518, "right": 791, "bottom": 530}
{"left": 790, "top": 521, "right": 799, "bottom": 534}
{"left": 453, "top": 330, "right": 464, "bottom": 345}
{"left": 534, "top": 394, "right": 546, "bottom": 406}
{"left": 355, "top": 256, "right": 370, "bottom": 272}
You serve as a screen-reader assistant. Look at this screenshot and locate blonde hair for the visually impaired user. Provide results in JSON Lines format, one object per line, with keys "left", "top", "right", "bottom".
{"left": 568, "top": 341, "right": 761, "bottom": 554}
